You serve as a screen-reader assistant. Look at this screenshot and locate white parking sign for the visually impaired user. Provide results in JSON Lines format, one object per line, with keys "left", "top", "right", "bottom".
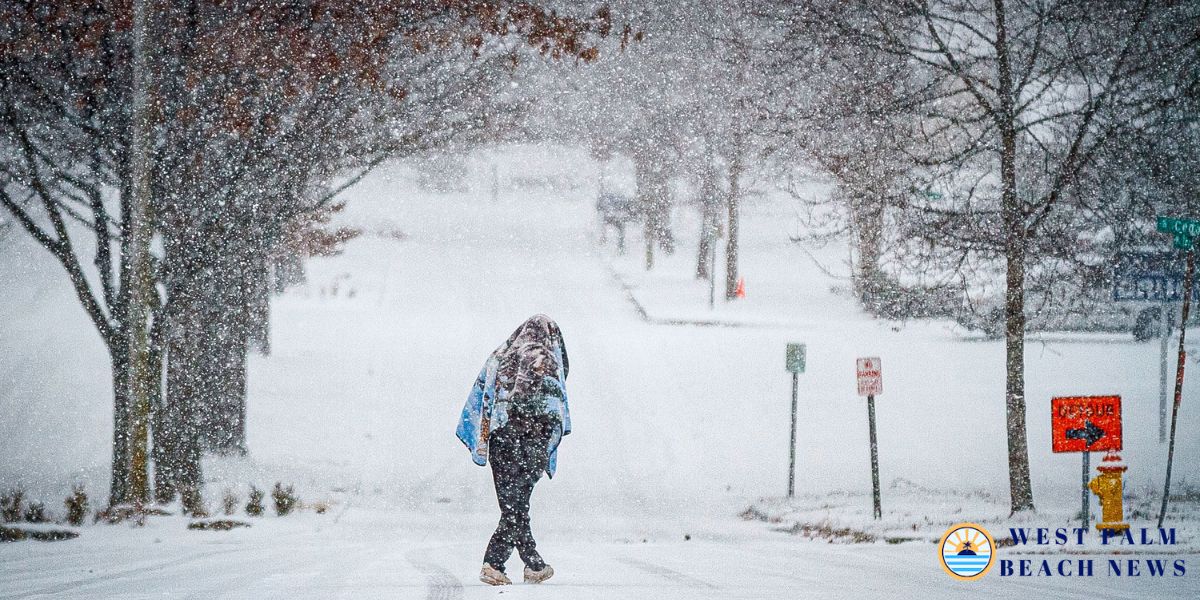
{"left": 857, "top": 357, "right": 882, "bottom": 397}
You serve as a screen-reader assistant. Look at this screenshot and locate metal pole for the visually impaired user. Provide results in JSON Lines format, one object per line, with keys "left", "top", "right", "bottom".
{"left": 867, "top": 395, "right": 881, "bottom": 519}
{"left": 1082, "top": 452, "right": 1090, "bottom": 529}
{"left": 1160, "top": 301, "right": 1173, "bottom": 443}
{"left": 708, "top": 234, "right": 716, "bottom": 310}
{"left": 1159, "top": 248, "right": 1194, "bottom": 528}
{"left": 788, "top": 372, "right": 798, "bottom": 497}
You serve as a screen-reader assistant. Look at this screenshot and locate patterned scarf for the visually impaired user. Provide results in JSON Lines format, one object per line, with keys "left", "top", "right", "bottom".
{"left": 493, "top": 314, "right": 569, "bottom": 403}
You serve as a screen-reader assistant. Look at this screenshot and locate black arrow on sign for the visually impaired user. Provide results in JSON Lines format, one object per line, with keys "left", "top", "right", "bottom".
{"left": 1066, "top": 420, "right": 1105, "bottom": 447}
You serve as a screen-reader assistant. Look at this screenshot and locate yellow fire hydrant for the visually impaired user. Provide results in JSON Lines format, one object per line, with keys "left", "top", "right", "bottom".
{"left": 1088, "top": 451, "right": 1130, "bottom": 533}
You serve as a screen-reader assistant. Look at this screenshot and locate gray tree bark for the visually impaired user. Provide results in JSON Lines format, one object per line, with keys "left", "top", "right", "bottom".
{"left": 724, "top": 148, "right": 744, "bottom": 299}
{"left": 995, "top": 0, "right": 1035, "bottom": 514}
{"left": 695, "top": 160, "right": 722, "bottom": 280}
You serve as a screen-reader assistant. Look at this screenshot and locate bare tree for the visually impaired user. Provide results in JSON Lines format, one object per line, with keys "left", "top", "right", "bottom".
{"left": 0, "top": 0, "right": 610, "bottom": 507}
{"left": 802, "top": 0, "right": 1198, "bottom": 513}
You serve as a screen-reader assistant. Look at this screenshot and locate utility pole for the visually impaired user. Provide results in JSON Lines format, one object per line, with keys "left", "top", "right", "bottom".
{"left": 125, "top": 0, "right": 155, "bottom": 506}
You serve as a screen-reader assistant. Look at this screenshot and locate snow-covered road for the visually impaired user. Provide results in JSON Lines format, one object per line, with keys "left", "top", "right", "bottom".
{"left": 3, "top": 507, "right": 1194, "bottom": 599}
{"left": 3, "top": 153, "right": 1199, "bottom": 598}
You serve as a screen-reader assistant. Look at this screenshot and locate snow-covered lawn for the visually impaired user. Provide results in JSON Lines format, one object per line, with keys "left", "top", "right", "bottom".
{"left": 610, "top": 189, "right": 1200, "bottom": 511}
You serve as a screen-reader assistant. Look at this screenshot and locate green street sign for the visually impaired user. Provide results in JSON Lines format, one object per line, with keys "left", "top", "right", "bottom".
{"left": 1157, "top": 216, "right": 1200, "bottom": 250}
{"left": 786, "top": 343, "right": 806, "bottom": 374}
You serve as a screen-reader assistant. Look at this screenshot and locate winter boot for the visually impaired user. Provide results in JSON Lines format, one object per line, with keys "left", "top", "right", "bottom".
{"left": 480, "top": 564, "right": 511, "bottom": 586}
{"left": 524, "top": 564, "right": 554, "bottom": 584}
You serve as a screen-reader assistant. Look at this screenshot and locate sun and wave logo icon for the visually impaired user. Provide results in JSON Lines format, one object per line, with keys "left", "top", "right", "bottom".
{"left": 939, "top": 523, "right": 996, "bottom": 580}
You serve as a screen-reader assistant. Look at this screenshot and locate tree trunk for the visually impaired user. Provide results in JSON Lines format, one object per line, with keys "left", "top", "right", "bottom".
{"left": 197, "top": 294, "right": 224, "bottom": 452}
{"left": 108, "top": 349, "right": 132, "bottom": 507}
{"left": 634, "top": 139, "right": 674, "bottom": 271}
{"left": 850, "top": 187, "right": 885, "bottom": 307}
{"left": 995, "top": 0, "right": 1035, "bottom": 514}
{"left": 181, "top": 246, "right": 251, "bottom": 457}
{"left": 125, "top": 263, "right": 156, "bottom": 506}
{"left": 205, "top": 307, "right": 249, "bottom": 456}
{"left": 247, "top": 249, "right": 271, "bottom": 355}
{"left": 158, "top": 271, "right": 205, "bottom": 504}
{"left": 636, "top": 155, "right": 656, "bottom": 271}
{"left": 696, "top": 161, "right": 721, "bottom": 280}
{"left": 150, "top": 324, "right": 177, "bottom": 504}
{"left": 272, "top": 252, "right": 305, "bottom": 293}
{"left": 696, "top": 209, "right": 715, "bottom": 280}
{"left": 1003, "top": 230, "right": 1034, "bottom": 514}
{"left": 724, "top": 153, "right": 743, "bottom": 300}
{"left": 109, "top": 176, "right": 135, "bottom": 508}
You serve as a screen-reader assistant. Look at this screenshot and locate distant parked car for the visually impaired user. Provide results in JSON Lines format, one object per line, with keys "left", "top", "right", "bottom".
{"left": 953, "top": 290, "right": 1189, "bottom": 340}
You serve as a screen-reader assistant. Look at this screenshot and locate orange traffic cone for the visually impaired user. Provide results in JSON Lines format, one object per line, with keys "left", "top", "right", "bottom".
{"left": 735, "top": 277, "right": 746, "bottom": 298}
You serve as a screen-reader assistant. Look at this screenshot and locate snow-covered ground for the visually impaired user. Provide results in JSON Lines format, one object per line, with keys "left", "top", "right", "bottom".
{"left": 2, "top": 147, "right": 1199, "bottom": 598}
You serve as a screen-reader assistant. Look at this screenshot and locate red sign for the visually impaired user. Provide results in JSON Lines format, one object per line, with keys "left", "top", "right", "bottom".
{"left": 1051, "top": 396, "right": 1122, "bottom": 453}
{"left": 856, "top": 357, "right": 882, "bottom": 396}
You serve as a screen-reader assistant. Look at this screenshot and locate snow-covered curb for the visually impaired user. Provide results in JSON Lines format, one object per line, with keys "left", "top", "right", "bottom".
{"left": 744, "top": 479, "right": 1200, "bottom": 552}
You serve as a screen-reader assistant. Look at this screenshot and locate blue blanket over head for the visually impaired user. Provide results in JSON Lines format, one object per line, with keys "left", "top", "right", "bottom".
{"left": 456, "top": 344, "right": 571, "bottom": 477}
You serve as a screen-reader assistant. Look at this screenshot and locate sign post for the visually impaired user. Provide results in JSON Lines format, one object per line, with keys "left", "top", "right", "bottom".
{"left": 1155, "top": 215, "right": 1199, "bottom": 527}
{"left": 1082, "top": 450, "right": 1090, "bottom": 530}
{"left": 1112, "top": 251, "right": 1187, "bottom": 442}
{"left": 1052, "top": 395, "right": 1123, "bottom": 528}
{"left": 785, "top": 343, "right": 806, "bottom": 497}
{"left": 1159, "top": 304, "right": 1174, "bottom": 443}
{"left": 856, "top": 357, "right": 883, "bottom": 519}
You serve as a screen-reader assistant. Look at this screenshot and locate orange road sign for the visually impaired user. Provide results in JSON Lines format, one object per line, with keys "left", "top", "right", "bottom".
{"left": 1051, "top": 396, "right": 1122, "bottom": 453}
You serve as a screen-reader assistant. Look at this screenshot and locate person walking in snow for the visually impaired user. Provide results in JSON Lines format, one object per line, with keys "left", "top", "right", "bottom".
{"left": 456, "top": 314, "right": 571, "bottom": 586}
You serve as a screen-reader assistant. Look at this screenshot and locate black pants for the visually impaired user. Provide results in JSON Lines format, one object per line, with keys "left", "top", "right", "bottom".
{"left": 483, "top": 419, "right": 553, "bottom": 572}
